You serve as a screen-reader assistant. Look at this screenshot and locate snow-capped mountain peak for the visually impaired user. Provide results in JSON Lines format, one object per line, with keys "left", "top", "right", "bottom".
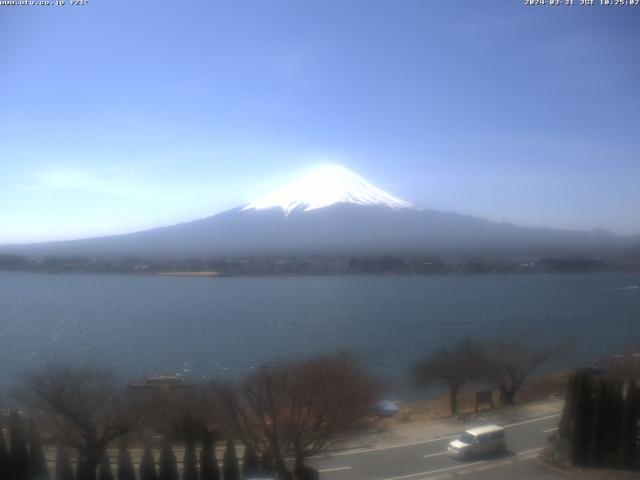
{"left": 242, "top": 165, "right": 415, "bottom": 215}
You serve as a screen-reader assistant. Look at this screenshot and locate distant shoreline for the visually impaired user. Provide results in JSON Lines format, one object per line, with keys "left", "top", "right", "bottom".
{"left": 155, "top": 271, "right": 224, "bottom": 277}
{"left": 1, "top": 269, "right": 640, "bottom": 278}
{"left": 2, "top": 252, "right": 638, "bottom": 276}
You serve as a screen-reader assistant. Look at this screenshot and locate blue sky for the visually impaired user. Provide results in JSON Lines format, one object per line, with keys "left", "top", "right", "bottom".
{"left": 1, "top": 0, "right": 639, "bottom": 243}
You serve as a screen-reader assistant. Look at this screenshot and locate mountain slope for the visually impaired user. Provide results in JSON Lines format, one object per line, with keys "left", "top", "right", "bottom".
{"left": 1, "top": 203, "right": 633, "bottom": 258}
{"left": 1, "top": 166, "right": 636, "bottom": 258}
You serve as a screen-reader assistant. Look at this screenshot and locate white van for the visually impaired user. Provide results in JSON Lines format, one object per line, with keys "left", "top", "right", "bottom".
{"left": 447, "top": 425, "right": 506, "bottom": 460}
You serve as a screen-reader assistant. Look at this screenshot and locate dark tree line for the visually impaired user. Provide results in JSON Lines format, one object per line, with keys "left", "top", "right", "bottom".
{"left": 5, "top": 253, "right": 635, "bottom": 276}
{"left": 0, "top": 412, "right": 285, "bottom": 480}
{"left": 0, "top": 411, "right": 50, "bottom": 480}
{"left": 557, "top": 370, "right": 639, "bottom": 469}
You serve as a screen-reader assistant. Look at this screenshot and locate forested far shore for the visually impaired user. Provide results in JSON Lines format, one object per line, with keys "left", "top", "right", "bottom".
{"left": 1, "top": 253, "right": 639, "bottom": 276}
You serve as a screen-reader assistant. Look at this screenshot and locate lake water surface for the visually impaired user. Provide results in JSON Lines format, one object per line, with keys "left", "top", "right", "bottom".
{"left": 1, "top": 272, "right": 639, "bottom": 396}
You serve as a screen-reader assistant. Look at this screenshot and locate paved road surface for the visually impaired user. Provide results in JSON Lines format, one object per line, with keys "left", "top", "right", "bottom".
{"left": 307, "top": 412, "right": 563, "bottom": 480}
{"left": 447, "top": 458, "right": 567, "bottom": 480}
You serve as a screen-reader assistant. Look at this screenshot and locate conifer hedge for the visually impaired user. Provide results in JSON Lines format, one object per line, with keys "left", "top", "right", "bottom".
{"left": 559, "top": 370, "right": 639, "bottom": 469}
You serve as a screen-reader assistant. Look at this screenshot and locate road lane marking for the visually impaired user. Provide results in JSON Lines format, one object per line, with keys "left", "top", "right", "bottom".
{"left": 423, "top": 451, "right": 447, "bottom": 458}
{"left": 310, "top": 435, "right": 460, "bottom": 457}
{"left": 310, "top": 411, "right": 561, "bottom": 459}
{"left": 377, "top": 461, "right": 486, "bottom": 480}
{"left": 388, "top": 448, "right": 545, "bottom": 480}
{"left": 475, "top": 460, "right": 514, "bottom": 471}
{"left": 503, "top": 413, "right": 561, "bottom": 429}
{"left": 318, "top": 466, "right": 352, "bottom": 472}
{"left": 412, "top": 448, "right": 545, "bottom": 479}
{"left": 516, "top": 447, "right": 544, "bottom": 456}
{"left": 543, "top": 427, "right": 558, "bottom": 433}
{"left": 415, "top": 451, "right": 543, "bottom": 479}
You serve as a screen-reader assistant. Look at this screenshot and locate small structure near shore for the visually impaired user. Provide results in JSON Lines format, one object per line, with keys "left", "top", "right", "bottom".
{"left": 475, "top": 390, "right": 494, "bottom": 412}
{"left": 374, "top": 399, "right": 400, "bottom": 417}
{"left": 156, "top": 271, "right": 222, "bottom": 277}
{"left": 128, "top": 375, "right": 193, "bottom": 397}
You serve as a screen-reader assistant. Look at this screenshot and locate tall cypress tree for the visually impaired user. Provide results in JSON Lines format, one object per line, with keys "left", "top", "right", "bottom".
{"left": 9, "top": 411, "right": 30, "bottom": 480}
{"left": 117, "top": 448, "right": 136, "bottom": 480}
{"left": 606, "top": 381, "right": 624, "bottom": 465}
{"left": 0, "top": 426, "right": 11, "bottom": 480}
{"left": 259, "top": 453, "right": 275, "bottom": 477}
{"left": 588, "top": 378, "right": 609, "bottom": 466}
{"left": 559, "top": 373, "right": 577, "bottom": 441}
{"left": 182, "top": 439, "right": 198, "bottom": 480}
{"left": 571, "top": 371, "right": 592, "bottom": 465}
{"left": 293, "top": 460, "right": 318, "bottom": 480}
{"left": 620, "top": 380, "right": 639, "bottom": 468}
{"left": 241, "top": 445, "right": 259, "bottom": 479}
{"left": 198, "top": 432, "right": 219, "bottom": 480}
{"left": 158, "top": 443, "right": 178, "bottom": 480}
{"left": 54, "top": 445, "right": 74, "bottom": 480}
{"left": 221, "top": 440, "right": 239, "bottom": 480}
{"left": 28, "top": 423, "right": 50, "bottom": 480}
{"left": 75, "top": 453, "right": 85, "bottom": 480}
{"left": 139, "top": 445, "right": 158, "bottom": 480}
{"left": 98, "top": 452, "right": 114, "bottom": 480}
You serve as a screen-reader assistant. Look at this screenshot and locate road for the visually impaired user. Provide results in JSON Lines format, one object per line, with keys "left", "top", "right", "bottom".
{"left": 307, "top": 412, "right": 563, "bottom": 480}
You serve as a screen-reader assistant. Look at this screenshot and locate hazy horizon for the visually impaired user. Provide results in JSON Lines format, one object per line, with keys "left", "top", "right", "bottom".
{"left": 2, "top": 1, "right": 639, "bottom": 244}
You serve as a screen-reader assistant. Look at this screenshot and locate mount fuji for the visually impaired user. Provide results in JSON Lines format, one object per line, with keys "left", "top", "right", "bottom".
{"left": 242, "top": 165, "right": 414, "bottom": 214}
{"left": 1, "top": 165, "right": 636, "bottom": 258}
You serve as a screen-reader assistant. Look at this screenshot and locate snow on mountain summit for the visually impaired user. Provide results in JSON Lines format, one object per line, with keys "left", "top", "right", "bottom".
{"left": 243, "top": 165, "right": 415, "bottom": 215}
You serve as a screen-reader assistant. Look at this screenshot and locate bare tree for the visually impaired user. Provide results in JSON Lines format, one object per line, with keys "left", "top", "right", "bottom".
{"left": 17, "top": 364, "right": 142, "bottom": 480}
{"left": 285, "top": 353, "right": 380, "bottom": 467}
{"left": 136, "top": 381, "right": 220, "bottom": 443}
{"left": 219, "top": 353, "right": 380, "bottom": 477}
{"left": 413, "top": 339, "right": 483, "bottom": 416}
{"left": 142, "top": 381, "right": 220, "bottom": 442}
{"left": 481, "top": 335, "right": 569, "bottom": 406}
